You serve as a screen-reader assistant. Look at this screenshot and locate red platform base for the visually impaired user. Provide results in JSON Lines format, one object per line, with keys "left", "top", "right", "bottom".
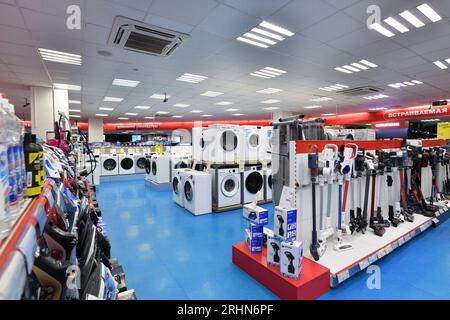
{"left": 232, "top": 242, "right": 330, "bottom": 300}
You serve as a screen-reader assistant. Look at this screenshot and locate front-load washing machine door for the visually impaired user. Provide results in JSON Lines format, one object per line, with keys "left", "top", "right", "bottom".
{"left": 174, "top": 161, "right": 188, "bottom": 169}
{"left": 145, "top": 158, "right": 151, "bottom": 174}
{"left": 120, "top": 157, "right": 134, "bottom": 170}
{"left": 137, "top": 157, "right": 146, "bottom": 170}
{"left": 221, "top": 174, "right": 239, "bottom": 198}
{"left": 173, "top": 176, "right": 180, "bottom": 194}
{"left": 220, "top": 130, "right": 238, "bottom": 152}
{"left": 268, "top": 174, "right": 273, "bottom": 190}
{"left": 184, "top": 179, "right": 193, "bottom": 202}
{"left": 248, "top": 132, "right": 260, "bottom": 149}
{"left": 152, "top": 161, "right": 157, "bottom": 175}
{"left": 246, "top": 171, "right": 263, "bottom": 194}
{"left": 103, "top": 158, "right": 117, "bottom": 171}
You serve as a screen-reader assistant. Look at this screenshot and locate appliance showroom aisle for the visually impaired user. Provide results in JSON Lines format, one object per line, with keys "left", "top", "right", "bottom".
{"left": 96, "top": 177, "right": 450, "bottom": 300}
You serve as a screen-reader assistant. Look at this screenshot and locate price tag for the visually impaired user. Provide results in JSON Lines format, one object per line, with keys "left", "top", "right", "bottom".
{"left": 398, "top": 237, "right": 405, "bottom": 246}
{"left": 377, "top": 249, "right": 386, "bottom": 259}
{"left": 359, "top": 259, "right": 370, "bottom": 270}
{"left": 337, "top": 270, "right": 350, "bottom": 283}
{"left": 419, "top": 224, "right": 428, "bottom": 232}
{"left": 432, "top": 218, "right": 440, "bottom": 224}
{"left": 404, "top": 233, "right": 411, "bottom": 241}
{"left": 368, "top": 254, "right": 378, "bottom": 264}
{"left": 384, "top": 245, "right": 392, "bottom": 255}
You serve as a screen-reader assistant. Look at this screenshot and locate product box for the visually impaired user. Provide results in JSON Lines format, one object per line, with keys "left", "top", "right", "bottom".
{"left": 266, "top": 235, "right": 282, "bottom": 267}
{"left": 247, "top": 222, "right": 264, "bottom": 240}
{"left": 273, "top": 206, "right": 297, "bottom": 242}
{"left": 243, "top": 204, "right": 268, "bottom": 226}
{"left": 245, "top": 229, "right": 263, "bottom": 254}
{"left": 280, "top": 241, "right": 303, "bottom": 280}
{"left": 263, "top": 227, "right": 274, "bottom": 247}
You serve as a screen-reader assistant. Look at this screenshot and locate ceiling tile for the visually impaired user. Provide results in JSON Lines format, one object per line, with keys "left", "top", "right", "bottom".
{"left": 149, "top": 0, "right": 219, "bottom": 26}
{"left": 0, "top": 3, "right": 27, "bottom": 29}
{"left": 224, "top": 0, "right": 291, "bottom": 19}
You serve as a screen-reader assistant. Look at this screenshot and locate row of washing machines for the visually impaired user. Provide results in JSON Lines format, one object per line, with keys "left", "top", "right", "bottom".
{"left": 171, "top": 164, "right": 273, "bottom": 216}
{"left": 100, "top": 153, "right": 148, "bottom": 176}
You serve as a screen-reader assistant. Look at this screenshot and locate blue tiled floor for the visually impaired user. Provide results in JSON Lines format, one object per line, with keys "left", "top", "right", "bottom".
{"left": 96, "top": 177, "right": 450, "bottom": 300}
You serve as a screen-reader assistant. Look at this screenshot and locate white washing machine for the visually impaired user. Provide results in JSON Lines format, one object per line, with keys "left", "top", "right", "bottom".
{"left": 242, "top": 165, "right": 264, "bottom": 204}
{"left": 119, "top": 154, "right": 135, "bottom": 175}
{"left": 182, "top": 170, "right": 212, "bottom": 215}
{"left": 260, "top": 126, "right": 273, "bottom": 162}
{"left": 264, "top": 168, "right": 272, "bottom": 202}
{"left": 171, "top": 155, "right": 191, "bottom": 178}
{"left": 100, "top": 154, "right": 118, "bottom": 176}
{"left": 134, "top": 154, "right": 147, "bottom": 174}
{"left": 204, "top": 125, "right": 240, "bottom": 164}
{"left": 239, "top": 126, "right": 261, "bottom": 162}
{"left": 151, "top": 155, "right": 171, "bottom": 184}
{"left": 172, "top": 168, "right": 190, "bottom": 207}
{"left": 144, "top": 155, "right": 152, "bottom": 181}
{"left": 192, "top": 127, "right": 207, "bottom": 162}
{"left": 212, "top": 165, "right": 242, "bottom": 209}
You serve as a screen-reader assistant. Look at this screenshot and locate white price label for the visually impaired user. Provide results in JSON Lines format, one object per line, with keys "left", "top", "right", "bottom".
{"left": 368, "top": 254, "right": 378, "bottom": 264}
{"left": 384, "top": 245, "right": 392, "bottom": 254}
{"left": 377, "top": 249, "right": 386, "bottom": 259}
{"left": 419, "top": 225, "right": 428, "bottom": 232}
{"left": 337, "top": 270, "right": 350, "bottom": 283}
{"left": 432, "top": 218, "right": 440, "bottom": 224}
{"left": 398, "top": 237, "right": 405, "bottom": 246}
{"left": 358, "top": 259, "right": 370, "bottom": 270}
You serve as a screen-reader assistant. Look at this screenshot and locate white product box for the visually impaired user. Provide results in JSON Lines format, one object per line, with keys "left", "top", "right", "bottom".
{"left": 273, "top": 206, "right": 297, "bottom": 242}
{"left": 243, "top": 204, "right": 269, "bottom": 226}
{"left": 245, "top": 229, "right": 263, "bottom": 254}
{"left": 280, "top": 241, "right": 303, "bottom": 280}
{"left": 267, "top": 235, "right": 282, "bottom": 267}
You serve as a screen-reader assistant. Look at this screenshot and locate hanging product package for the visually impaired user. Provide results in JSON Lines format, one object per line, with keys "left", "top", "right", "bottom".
{"left": 23, "top": 133, "right": 45, "bottom": 197}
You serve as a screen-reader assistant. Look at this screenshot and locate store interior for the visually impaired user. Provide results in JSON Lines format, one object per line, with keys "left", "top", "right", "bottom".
{"left": 1, "top": 0, "right": 450, "bottom": 300}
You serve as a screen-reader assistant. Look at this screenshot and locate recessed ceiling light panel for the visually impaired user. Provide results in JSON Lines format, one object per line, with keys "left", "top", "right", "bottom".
{"left": 257, "top": 88, "right": 283, "bottom": 94}
{"left": 38, "top": 48, "right": 82, "bottom": 65}
{"left": 200, "top": 91, "right": 224, "bottom": 97}
{"left": 104, "top": 96, "right": 123, "bottom": 102}
{"left": 237, "top": 21, "right": 294, "bottom": 49}
{"left": 112, "top": 78, "right": 140, "bottom": 87}
{"left": 176, "top": 73, "right": 208, "bottom": 83}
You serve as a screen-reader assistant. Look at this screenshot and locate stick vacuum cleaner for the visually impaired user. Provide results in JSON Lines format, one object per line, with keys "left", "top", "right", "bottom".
{"left": 308, "top": 145, "right": 321, "bottom": 261}
{"left": 321, "top": 144, "right": 338, "bottom": 240}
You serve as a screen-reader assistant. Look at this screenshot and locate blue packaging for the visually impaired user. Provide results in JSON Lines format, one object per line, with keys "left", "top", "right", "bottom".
{"left": 247, "top": 222, "right": 264, "bottom": 240}
{"left": 243, "top": 204, "right": 268, "bottom": 226}
{"left": 7, "top": 146, "right": 17, "bottom": 206}
{"left": 245, "top": 229, "right": 263, "bottom": 254}
{"left": 274, "top": 206, "right": 297, "bottom": 242}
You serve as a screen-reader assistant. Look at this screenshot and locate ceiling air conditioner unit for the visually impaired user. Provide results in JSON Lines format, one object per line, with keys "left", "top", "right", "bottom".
{"left": 338, "top": 86, "right": 383, "bottom": 96}
{"left": 108, "top": 16, "right": 189, "bottom": 57}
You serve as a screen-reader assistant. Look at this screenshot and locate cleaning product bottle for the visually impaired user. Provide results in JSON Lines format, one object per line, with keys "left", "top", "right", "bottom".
{"left": 23, "top": 133, "right": 44, "bottom": 197}
{"left": 0, "top": 97, "right": 11, "bottom": 239}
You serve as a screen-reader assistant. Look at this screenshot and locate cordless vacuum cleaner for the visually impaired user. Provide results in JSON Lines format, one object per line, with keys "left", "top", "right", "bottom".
{"left": 369, "top": 155, "right": 386, "bottom": 237}
{"left": 386, "top": 153, "right": 402, "bottom": 227}
{"left": 320, "top": 144, "right": 338, "bottom": 240}
{"left": 351, "top": 149, "right": 366, "bottom": 234}
{"left": 399, "top": 150, "right": 415, "bottom": 222}
{"left": 334, "top": 143, "right": 358, "bottom": 252}
{"left": 308, "top": 145, "right": 321, "bottom": 261}
{"left": 271, "top": 242, "right": 280, "bottom": 263}
{"left": 360, "top": 153, "right": 375, "bottom": 234}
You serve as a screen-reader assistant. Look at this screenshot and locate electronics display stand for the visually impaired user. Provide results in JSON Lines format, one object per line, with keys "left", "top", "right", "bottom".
{"left": 232, "top": 243, "right": 330, "bottom": 300}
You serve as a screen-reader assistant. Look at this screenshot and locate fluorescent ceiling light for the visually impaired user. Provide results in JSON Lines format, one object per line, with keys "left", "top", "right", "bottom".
{"left": 335, "top": 84, "right": 349, "bottom": 88}
{"left": 69, "top": 100, "right": 80, "bottom": 104}
{"left": 96, "top": 114, "right": 108, "bottom": 117}
{"left": 265, "top": 67, "right": 287, "bottom": 74}
{"left": 304, "top": 105, "right": 322, "bottom": 109}
{"left": 400, "top": 10, "right": 425, "bottom": 28}
{"left": 404, "top": 81, "right": 415, "bottom": 86}
{"left": 202, "top": 114, "right": 213, "bottom": 117}
{"left": 350, "top": 63, "right": 369, "bottom": 70}
{"left": 342, "top": 65, "right": 361, "bottom": 72}
{"left": 257, "top": 69, "right": 281, "bottom": 76}
{"left": 319, "top": 87, "right": 333, "bottom": 91}
{"left": 236, "top": 37, "right": 269, "bottom": 48}
{"left": 172, "top": 115, "right": 184, "bottom": 118}
{"left": 53, "top": 83, "right": 81, "bottom": 91}
{"left": 104, "top": 96, "right": 123, "bottom": 102}
{"left": 369, "top": 23, "right": 395, "bottom": 37}
{"left": 335, "top": 67, "right": 352, "bottom": 74}
{"left": 232, "top": 113, "right": 244, "bottom": 116}
{"left": 375, "top": 122, "right": 400, "bottom": 128}
{"left": 433, "top": 61, "right": 448, "bottom": 69}
{"left": 144, "top": 116, "right": 154, "bottom": 119}
{"left": 118, "top": 117, "right": 129, "bottom": 120}
{"left": 200, "top": 91, "right": 224, "bottom": 97}
{"left": 99, "top": 107, "right": 114, "bottom": 111}
{"left": 69, "top": 109, "right": 80, "bottom": 112}
{"left": 156, "top": 111, "right": 169, "bottom": 115}
{"left": 176, "top": 73, "right": 208, "bottom": 83}
{"left": 254, "top": 71, "right": 276, "bottom": 78}
{"left": 226, "top": 108, "right": 239, "bottom": 112}
{"left": 359, "top": 60, "right": 378, "bottom": 68}
{"left": 264, "top": 107, "right": 280, "bottom": 110}
{"left": 38, "top": 48, "right": 82, "bottom": 65}
{"left": 310, "top": 97, "right": 332, "bottom": 102}
{"left": 421, "top": 119, "right": 440, "bottom": 122}
{"left": 259, "top": 21, "right": 295, "bottom": 37}
{"left": 369, "top": 107, "right": 388, "bottom": 111}
{"left": 411, "top": 80, "right": 423, "bottom": 84}
{"left": 243, "top": 32, "right": 276, "bottom": 45}
{"left": 150, "top": 94, "right": 170, "bottom": 100}
{"left": 250, "top": 73, "right": 271, "bottom": 79}
{"left": 388, "top": 84, "right": 400, "bottom": 88}
{"left": 384, "top": 17, "right": 409, "bottom": 33}
{"left": 257, "top": 88, "right": 283, "bottom": 94}
{"left": 112, "top": 78, "right": 140, "bottom": 87}
{"left": 251, "top": 27, "right": 285, "bottom": 41}
{"left": 216, "top": 101, "right": 233, "bottom": 106}
{"left": 417, "top": 4, "right": 442, "bottom": 23}
{"left": 69, "top": 114, "right": 81, "bottom": 118}
{"left": 321, "top": 113, "right": 336, "bottom": 116}
{"left": 261, "top": 99, "right": 280, "bottom": 104}
{"left": 125, "top": 112, "right": 138, "bottom": 116}
{"left": 135, "top": 106, "right": 151, "bottom": 109}
{"left": 191, "top": 110, "right": 203, "bottom": 113}
{"left": 174, "top": 104, "right": 190, "bottom": 108}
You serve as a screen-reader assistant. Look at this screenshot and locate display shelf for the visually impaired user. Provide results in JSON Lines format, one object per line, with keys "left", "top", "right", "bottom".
{"left": 312, "top": 208, "right": 449, "bottom": 287}
{"left": 232, "top": 242, "right": 330, "bottom": 300}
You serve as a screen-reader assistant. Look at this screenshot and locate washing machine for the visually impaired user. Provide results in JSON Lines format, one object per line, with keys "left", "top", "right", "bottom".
{"left": 172, "top": 168, "right": 190, "bottom": 207}
{"left": 119, "top": 154, "right": 135, "bottom": 175}
{"left": 134, "top": 154, "right": 147, "bottom": 174}
{"left": 192, "top": 127, "right": 207, "bottom": 162}
{"left": 204, "top": 125, "right": 240, "bottom": 164}
{"left": 171, "top": 155, "right": 191, "bottom": 176}
{"left": 260, "top": 126, "right": 273, "bottom": 162}
{"left": 239, "top": 126, "right": 261, "bottom": 162}
{"left": 144, "top": 155, "right": 152, "bottom": 181}
{"left": 151, "top": 155, "right": 171, "bottom": 184}
{"left": 242, "top": 165, "right": 264, "bottom": 204}
{"left": 264, "top": 168, "right": 272, "bottom": 202}
{"left": 211, "top": 165, "right": 241, "bottom": 210}
{"left": 182, "top": 170, "right": 212, "bottom": 215}
{"left": 100, "top": 154, "right": 118, "bottom": 176}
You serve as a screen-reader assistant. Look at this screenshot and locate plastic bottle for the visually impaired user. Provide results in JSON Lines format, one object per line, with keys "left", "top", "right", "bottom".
{"left": 0, "top": 97, "right": 12, "bottom": 239}
{"left": 23, "top": 133, "right": 44, "bottom": 197}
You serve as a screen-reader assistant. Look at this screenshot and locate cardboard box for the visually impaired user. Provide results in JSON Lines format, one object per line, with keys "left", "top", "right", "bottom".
{"left": 273, "top": 206, "right": 297, "bottom": 242}
{"left": 243, "top": 204, "right": 269, "bottom": 226}
{"left": 266, "top": 235, "right": 282, "bottom": 267}
{"left": 245, "top": 229, "right": 262, "bottom": 254}
{"left": 247, "top": 222, "right": 264, "bottom": 240}
{"left": 280, "top": 241, "right": 303, "bottom": 280}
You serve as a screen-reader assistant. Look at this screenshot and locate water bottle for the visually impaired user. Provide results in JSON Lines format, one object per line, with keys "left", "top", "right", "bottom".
{"left": 0, "top": 97, "right": 12, "bottom": 239}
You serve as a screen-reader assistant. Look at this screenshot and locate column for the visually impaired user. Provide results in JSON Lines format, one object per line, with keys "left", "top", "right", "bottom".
{"left": 88, "top": 118, "right": 104, "bottom": 142}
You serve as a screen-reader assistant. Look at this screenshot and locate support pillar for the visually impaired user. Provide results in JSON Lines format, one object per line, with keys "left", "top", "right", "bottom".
{"left": 88, "top": 118, "right": 104, "bottom": 142}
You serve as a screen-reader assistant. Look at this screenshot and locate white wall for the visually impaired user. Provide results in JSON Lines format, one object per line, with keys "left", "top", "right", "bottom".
{"left": 31, "top": 87, "right": 54, "bottom": 140}
{"left": 88, "top": 118, "right": 104, "bottom": 142}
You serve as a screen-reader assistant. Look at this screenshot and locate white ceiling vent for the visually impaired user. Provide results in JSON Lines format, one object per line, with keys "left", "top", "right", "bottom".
{"left": 337, "top": 86, "right": 383, "bottom": 96}
{"left": 108, "top": 16, "right": 189, "bottom": 57}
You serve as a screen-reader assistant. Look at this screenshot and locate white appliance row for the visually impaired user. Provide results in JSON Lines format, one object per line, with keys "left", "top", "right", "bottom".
{"left": 192, "top": 125, "right": 273, "bottom": 164}
{"left": 100, "top": 154, "right": 148, "bottom": 176}
{"left": 172, "top": 169, "right": 212, "bottom": 215}
{"left": 145, "top": 154, "right": 192, "bottom": 184}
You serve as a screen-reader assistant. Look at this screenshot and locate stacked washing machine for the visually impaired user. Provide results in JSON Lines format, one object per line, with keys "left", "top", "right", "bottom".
{"left": 148, "top": 155, "right": 171, "bottom": 184}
